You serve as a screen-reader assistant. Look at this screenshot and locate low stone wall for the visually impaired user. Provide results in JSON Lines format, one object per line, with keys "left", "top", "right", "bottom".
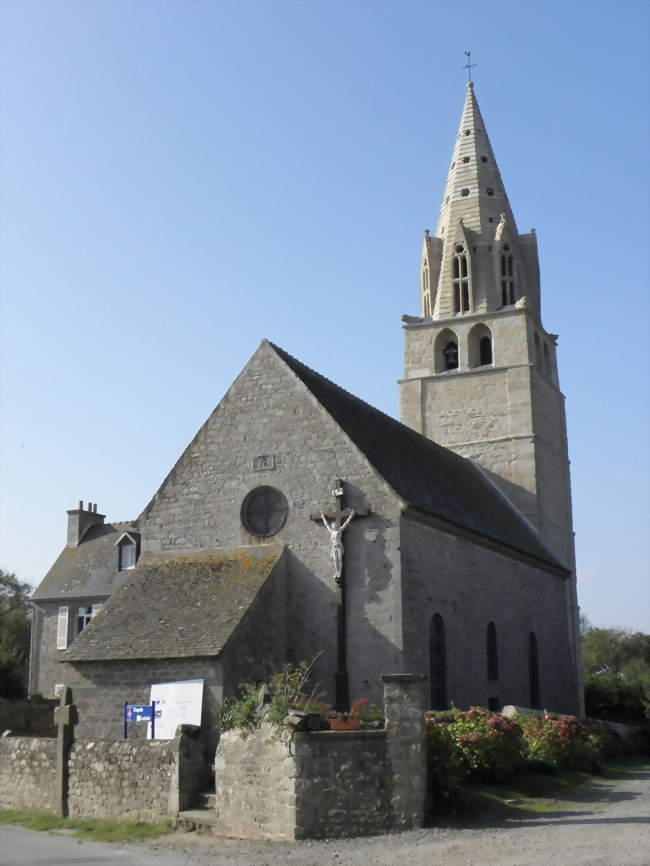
{"left": 68, "top": 740, "right": 177, "bottom": 822}
{"left": 294, "top": 730, "right": 390, "bottom": 838}
{"left": 0, "top": 737, "right": 58, "bottom": 812}
{"left": 214, "top": 674, "right": 427, "bottom": 840}
{"left": 0, "top": 698, "right": 57, "bottom": 737}
{"left": 0, "top": 722, "right": 208, "bottom": 822}
{"left": 214, "top": 725, "right": 296, "bottom": 840}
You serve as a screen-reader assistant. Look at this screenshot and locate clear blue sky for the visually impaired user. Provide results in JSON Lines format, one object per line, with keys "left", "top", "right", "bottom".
{"left": 1, "top": 0, "right": 648, "bottom": 631}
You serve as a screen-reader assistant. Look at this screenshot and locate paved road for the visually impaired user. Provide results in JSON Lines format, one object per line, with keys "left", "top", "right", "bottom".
{"left": 1, "top": 766, "right": 649, "bottom": 866}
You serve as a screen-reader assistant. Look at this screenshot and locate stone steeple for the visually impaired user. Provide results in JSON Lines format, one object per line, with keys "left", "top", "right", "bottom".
{"left": 421, "top": 82, "right": 540, "bottom": 322}
{"left": 401, "top": 82, "right": 583, "bottom": 715}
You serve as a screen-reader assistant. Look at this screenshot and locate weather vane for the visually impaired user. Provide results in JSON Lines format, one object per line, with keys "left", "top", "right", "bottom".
{"left": 463, "top": 51, "right": 476, "bottom": 83}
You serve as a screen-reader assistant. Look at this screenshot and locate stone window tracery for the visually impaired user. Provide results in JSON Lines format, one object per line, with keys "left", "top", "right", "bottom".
{"left": 452, "top": 245, "right": 471, "bottom": 313}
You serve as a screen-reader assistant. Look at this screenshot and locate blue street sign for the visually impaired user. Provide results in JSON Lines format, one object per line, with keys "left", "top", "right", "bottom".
{"left": 125, "top": 704, "right": 153, "bottom": 722}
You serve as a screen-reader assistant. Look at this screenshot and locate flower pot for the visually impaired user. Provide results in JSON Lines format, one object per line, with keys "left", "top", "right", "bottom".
{"left": 330, "top": 717, "right": 361, "bottom": 731}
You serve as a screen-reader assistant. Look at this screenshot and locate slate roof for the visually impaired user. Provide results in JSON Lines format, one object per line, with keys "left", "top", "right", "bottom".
{"left": 269, "top": 342, "right": 565, "bottom": 571}
{"left": 32, "top": 522, "right": 139, "bottom": 601}
{"left": 62, "top": 546, "right": 285, "bottom": 662}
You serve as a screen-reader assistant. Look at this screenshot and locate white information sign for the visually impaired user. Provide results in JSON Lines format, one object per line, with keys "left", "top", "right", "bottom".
{"left": 148, "top": 679, "right": 204, "bottom": 739}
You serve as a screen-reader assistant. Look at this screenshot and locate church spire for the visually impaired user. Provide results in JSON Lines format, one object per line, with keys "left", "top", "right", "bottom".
{"left": 420, "top": 82, "right": 540, "bottom": 320}
{"left": 435, "top": 81, "right": 517, "bottom": 238}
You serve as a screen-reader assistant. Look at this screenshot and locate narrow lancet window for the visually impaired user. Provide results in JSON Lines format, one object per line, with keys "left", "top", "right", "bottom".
{"left": 429, "top": 613, "right": 448, "bottom": 710}
{"left": 487, "top": 622, "right": 498, "bottom": 680}
{"left": 500, "top": 248, "right": 516, "bottom": 305}
{"left": 529, "top": 632, "right": 541, "bottom": 709}
{"left": 452, "top": 245, "right": 471, "bottom": 313}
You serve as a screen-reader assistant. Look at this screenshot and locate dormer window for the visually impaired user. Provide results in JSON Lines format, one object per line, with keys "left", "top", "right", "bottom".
{"left": 452, "top": 245, "right": 471, "bottom": 313}
{"left": 119, "top": 541, "right": 136, "bottom": 571}
{"left": 115, "top": 531, "right": 140, "bottom": 571}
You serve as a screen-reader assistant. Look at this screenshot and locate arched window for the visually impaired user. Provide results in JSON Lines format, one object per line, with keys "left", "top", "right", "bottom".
{"left": 543, "top": 343, "right": 551, "bottom": 376}
{"left": 480, "top": 336, "right": 492, "bottom": 366}
{"left": 429, "top": 613, "right": 448, "bottom": 710}
{"left": 435, "top": 329, "right": 459, "bottom": 373}
{"left": 534, "top": 332, "right": 541, "bottom": 367}
{"left": 487, "top": 622, "right": 498, "bottom": 680}
{"left": 529, "top": 632, "right": 541, "bottom": 709}
{"left": 500, "top": 245, "right": 516, "bottom": 305}
{"left": 452, "top": 245, "right": 471, "bottom": 313}
{"left": 468, "top": 323, "right": 492, "bottom": 368}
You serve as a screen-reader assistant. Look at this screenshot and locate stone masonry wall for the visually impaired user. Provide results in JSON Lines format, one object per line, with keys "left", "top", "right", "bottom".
{"left": 400, "top": 514, "right": 576, "bottom": 714}
{"left": 68, "top": 739, "right": 176, "bottom": 822}
{"left": 213, "top": 676, "right": 426, "bottom": 840}
{"left": 214, "top": 725, "right": 296, "bottom": 841}
{"left": 138, "top": 342, "right": 405, "bottom": 706}
{"left": 62, "top": 657, "right": 222, "bottom": 747}
{"left": 0, "top": 737, "right": 58, "bottom": 812}
{"left": 0, "top": 698, "right": 57, "bottom": 737}
{"left": 292, "top": 730, "right": 391, "bottom": 838}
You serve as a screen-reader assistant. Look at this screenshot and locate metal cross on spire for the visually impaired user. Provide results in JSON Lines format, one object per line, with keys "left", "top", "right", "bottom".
{"left": 463, "top": 50, "right": 476, "bottom": 83}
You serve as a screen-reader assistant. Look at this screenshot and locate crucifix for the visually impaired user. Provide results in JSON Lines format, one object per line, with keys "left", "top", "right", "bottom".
{"left": 310, "top": 480, "right": 370, "bottom": 712}
{"left": 463, "top": 50, "right": 476, "bottom": 83}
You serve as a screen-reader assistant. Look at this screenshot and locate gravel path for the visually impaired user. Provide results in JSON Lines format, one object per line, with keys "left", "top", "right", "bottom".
{"left": 1, "top": 767, "right": 649, "bottom": 866}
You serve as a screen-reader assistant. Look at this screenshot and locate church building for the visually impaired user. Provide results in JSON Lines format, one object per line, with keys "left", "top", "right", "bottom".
{"left": 29, "top": 82, "right": 582, "bottom": 738}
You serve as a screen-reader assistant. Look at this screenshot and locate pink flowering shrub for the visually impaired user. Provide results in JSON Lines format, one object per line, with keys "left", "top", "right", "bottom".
{"left": 447, "top": 708, "right": 526, "bottom": 780}
{"left": 425, "top": 707, "right": 525, "bottom": 786}
{"left": 519, "top": 713, "right": 600, "bottom": 771}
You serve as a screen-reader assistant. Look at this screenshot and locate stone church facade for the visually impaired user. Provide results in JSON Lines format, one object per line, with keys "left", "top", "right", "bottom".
{"left": 29, "top": 83, "right": 582, "bottom": 738}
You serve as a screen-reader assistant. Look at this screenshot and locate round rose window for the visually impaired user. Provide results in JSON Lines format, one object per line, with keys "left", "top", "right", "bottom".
{"left": 241, "top": 486, "right": 288, "bottom": 537}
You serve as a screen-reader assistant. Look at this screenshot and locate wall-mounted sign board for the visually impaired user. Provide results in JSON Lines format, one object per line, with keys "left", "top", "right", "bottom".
{"left": 148, "top": 679, "right": 203, "bottom": 740}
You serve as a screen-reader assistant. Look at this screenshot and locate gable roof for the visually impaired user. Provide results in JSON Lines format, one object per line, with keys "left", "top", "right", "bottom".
{"left": 32, "top": 522, "right": 139, "bottom": 602}
{"left": 268, "top": 342, "right": 565, "bottom": 571}
{"left": 62, "top": 546, "right": 285, "bottom": 662}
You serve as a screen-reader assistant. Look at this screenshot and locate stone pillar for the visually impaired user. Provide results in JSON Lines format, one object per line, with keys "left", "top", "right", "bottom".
{"left": 53, "top": 686, "right": 77, "bottom": 817}
{"left": 381, "top": 673, "right": 426, "bottom": 830}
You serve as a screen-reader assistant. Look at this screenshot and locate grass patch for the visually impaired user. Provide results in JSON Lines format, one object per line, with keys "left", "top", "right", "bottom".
{"left": 465, "top": 767, "right": 592, "bottom": 817}
{"left": 0, "top": 809, "right": 173, "bottom": 842}
{"left": 460, "top": 756, "right": 650, "bottom": 819}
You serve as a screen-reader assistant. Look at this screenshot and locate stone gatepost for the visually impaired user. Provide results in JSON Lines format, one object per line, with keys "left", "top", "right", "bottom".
{"left": 381, "top": 673, "right": 426, "bottom": 830}
{"left": 53, "top": 686, "right": 77, "bottom": 817}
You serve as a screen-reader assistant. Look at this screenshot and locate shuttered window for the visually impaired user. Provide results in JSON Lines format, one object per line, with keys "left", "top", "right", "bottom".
{"left": 57, "top": 606, "right": 69, "bottom": 650}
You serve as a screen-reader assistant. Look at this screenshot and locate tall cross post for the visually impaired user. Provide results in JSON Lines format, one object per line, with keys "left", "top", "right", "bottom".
{"left": 310, "top": 480, "right": 370, "bottom": 712}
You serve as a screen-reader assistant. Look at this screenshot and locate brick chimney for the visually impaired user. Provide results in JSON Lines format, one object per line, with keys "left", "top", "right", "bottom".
{"left": 66, "top": 500, "right": 105, "bottom": 547}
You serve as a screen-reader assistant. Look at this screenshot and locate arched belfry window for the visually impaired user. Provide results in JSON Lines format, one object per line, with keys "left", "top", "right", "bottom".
{"left": 468, "top": 323, "right": 493, "bottom": 368}
{"left": 487, "top": 622, "right": 498, "bottom": 680}
{"left": 534, "top": 332, "right": 541, "bottom": 367}
{"left": 529, "top": 632, "right": 541, "bottom": 709}
{"left": 452, "top": 245, "right": 471, "bottom": 314}
{"left": 435, "top": 329, "right": 459, "bottom": 373}
{"left": 429, "top": 613, "right": 448, "bottom": 710}
{"left": 500, "top": 244, "right": 516, "bottom": 306}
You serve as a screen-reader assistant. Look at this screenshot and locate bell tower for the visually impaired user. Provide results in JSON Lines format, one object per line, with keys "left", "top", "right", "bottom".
{"left": 399, "top": 81, "right": 582, "bottom": 711}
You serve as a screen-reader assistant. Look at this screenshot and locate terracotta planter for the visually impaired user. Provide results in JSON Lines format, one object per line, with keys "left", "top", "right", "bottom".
{"left": 330, "top": 717, "right": 361, "bottom": 731}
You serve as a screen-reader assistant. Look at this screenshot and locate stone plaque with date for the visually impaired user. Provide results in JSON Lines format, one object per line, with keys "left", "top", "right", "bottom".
{"left": 253, "top": 455, "right": 275, "bottom": 472}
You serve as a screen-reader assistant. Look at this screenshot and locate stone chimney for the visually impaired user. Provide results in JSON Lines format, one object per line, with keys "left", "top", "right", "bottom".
{"left": 66, "top": 500, "right": 105, "bottom": 547}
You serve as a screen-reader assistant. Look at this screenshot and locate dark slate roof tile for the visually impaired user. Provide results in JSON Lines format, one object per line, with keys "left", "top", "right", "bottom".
{"left": 62, "top": 546, "right": 285, "bottom": 662}
{"left": 269, "top": 342, "right": 563, "bottom": 570}
{"left": 32, "top": 522, "right": 139, "bottom": 601}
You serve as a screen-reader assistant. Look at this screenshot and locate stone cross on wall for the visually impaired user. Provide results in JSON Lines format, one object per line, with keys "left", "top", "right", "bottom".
{"left": 310, "top": 480, "right": 370, "bottom": 711}
{"left": 54, "top": 686, "right": 77, "bottom": 817}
